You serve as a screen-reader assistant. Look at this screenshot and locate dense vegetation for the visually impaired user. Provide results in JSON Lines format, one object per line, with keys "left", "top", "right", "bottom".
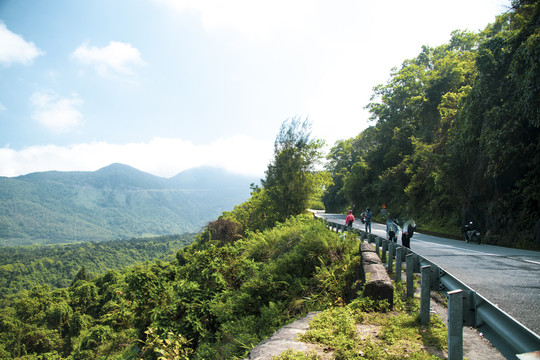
{"left": 0, "top": 117, "right": 449, "bottom": 360}
{"left": 0, "top": 215, "right": 447, "bottom": 360}
{"left": 323, "top": 1, "right": 540, "bottom": 247}
{"left": 0, "top": 164, "right": 256, "bottom": 246}
{"left": 0, "top": 215, "right": 328, "bottom": 359}
{"left": 0, "top": 2, "right": 537, "bottom": 359}
{"left": 0, "top": 234, "right": 194, "bottom": 303}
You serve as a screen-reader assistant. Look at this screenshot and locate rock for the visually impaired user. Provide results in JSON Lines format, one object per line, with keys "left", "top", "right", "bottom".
{"left": 362, "top": 264, "right": 394, "bottom": 302}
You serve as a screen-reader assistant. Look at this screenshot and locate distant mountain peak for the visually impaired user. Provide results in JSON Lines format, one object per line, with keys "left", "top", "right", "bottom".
{"left": 170, "top": 166, "right": 259, "bottom": 190}
{"left": 96, "top": 163, "right": 143, "bottom": 173}
{"left": 92, "top": 163, "right": 165, "bottom": 189}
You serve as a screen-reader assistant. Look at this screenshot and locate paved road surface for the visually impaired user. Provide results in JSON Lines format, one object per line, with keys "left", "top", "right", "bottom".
{"left": 317, "top": 213, "right": 540, "bottom": 336}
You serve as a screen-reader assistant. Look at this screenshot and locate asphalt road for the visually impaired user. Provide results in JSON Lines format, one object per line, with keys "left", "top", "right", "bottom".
{"left": 316, "top": 212, "right": 540, "bottom": 336}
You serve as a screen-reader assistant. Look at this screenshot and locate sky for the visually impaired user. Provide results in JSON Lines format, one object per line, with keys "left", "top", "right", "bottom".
{"left": 0, "top": 0, "right": 510, "bottom": 178}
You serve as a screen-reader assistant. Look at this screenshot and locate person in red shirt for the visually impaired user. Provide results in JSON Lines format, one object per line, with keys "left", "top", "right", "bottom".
{"left": 345, "top": 210, "right": 355, "bottom": 229}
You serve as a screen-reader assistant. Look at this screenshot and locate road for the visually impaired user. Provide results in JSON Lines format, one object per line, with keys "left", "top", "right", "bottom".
{"left": 316, "top": 212, "right": 540, "bottom": 336}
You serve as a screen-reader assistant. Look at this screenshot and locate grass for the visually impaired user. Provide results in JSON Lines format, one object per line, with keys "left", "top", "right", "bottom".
{"left": 272, "top": 349, "right": 321, "bottom": 359}
{"left": 274, "top": 282, "right": 448, "bottom": 360}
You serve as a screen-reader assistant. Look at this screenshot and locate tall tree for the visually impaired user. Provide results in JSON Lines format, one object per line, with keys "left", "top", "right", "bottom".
{"left": 262, "top": 118, "right": 326, "bottom": 223}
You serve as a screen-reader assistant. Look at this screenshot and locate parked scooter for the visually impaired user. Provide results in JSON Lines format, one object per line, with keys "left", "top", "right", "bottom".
{"left": 360, "top": 211, "right": 366, "bottom": 224}
{"left": 463, "top": 222, "right": 481, "bottom": 244}
{"left": 386, "top": 217, "right": 399, "bottom": 243}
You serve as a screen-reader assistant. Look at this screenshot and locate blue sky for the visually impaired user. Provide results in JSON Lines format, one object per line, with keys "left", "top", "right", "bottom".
{"left": 0, "top": 0, "right": 510, "bottom": 178}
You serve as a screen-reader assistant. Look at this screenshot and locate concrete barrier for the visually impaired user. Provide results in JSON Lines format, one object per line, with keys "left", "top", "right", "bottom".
{"left": 362, "top": 252, "right": 382, "bottom": 266}
{"left": 362, "top": 264, "right": 394, "bottom": 302}
{"left": 360, "top": 242, "right": 376, "bottom": 253}
{"left": 360, "top": 240, "right": 393, "bottom": 303}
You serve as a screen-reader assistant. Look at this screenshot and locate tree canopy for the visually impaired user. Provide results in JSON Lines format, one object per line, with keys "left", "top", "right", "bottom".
{"left": 323, "top": 1, "right": 540, "bottom": 246}
{"left": 224, "top": 118, "right": 330, "bottom": 232}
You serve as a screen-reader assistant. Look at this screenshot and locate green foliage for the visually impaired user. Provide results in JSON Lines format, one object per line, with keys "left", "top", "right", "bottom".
{"left": 0, "top": 215, "right": 362, "bottom": 359}
{"left": 298, "top": 287, "right": 447, "bottom": 360}
{"left": 262, "top": 118, "right": 329, "bottom": 226}
{"left": 448, "top": 1, "right": 540, "bottom": 243}
{"left": 139, "top": 327, "right": 193, "bottom": 360}
{"left": 222, "top": 186, "right": 278, "bottom": 232}
{"left": 324, "top": 3, "right": 540, "bottom": 245}
{"left": 223, "top": 119, "right": 330, "bottom": 233}
{"left": 4, "top": 5, "right": 538, "bottom": 359}
{"left": 0, "top": 234, "right": 194, "bottom": 302}
{"left": 272, "top": 349, "right": 320, "bottom": 359}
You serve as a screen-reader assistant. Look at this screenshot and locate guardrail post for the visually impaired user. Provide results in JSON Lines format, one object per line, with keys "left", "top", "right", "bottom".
{"left": 382, "top": 239, "right": 388, "bottom": 263}
{"left": 375, "top": 237, "right": 380, "bottom": 255}
{"left": 448, "top": 289, "right": 464, "bottom": 360}
{"left": 420, "top": 265, "right": 431, "bottom": 324}
{"left": 413, "top": 253, "right": 420, "bottom": 273}
{"left": 395, "top": 247, "right": 402, "bottom": 282}
{"left": 388, "top": 242, "right": 394, "bottom": 273}
{"left": 406, "top": 254, "right": 414, "bottom": 298}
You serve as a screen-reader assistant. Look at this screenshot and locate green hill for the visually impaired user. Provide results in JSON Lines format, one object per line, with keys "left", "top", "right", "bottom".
{"left": 0, "top": 164, "right": 258, "bottom": 246}
{"left": 0, "top": 233, "right": 195, "bottom": 302}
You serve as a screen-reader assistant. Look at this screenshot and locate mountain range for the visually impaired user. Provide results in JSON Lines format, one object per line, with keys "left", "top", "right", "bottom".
{"left": 0, "top": 163, "right": 259, "bottom": 246}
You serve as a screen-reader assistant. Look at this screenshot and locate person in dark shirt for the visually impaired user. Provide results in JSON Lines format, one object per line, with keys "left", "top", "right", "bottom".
{"left": 365, "top": 207, "right": 373, "bottom": 233}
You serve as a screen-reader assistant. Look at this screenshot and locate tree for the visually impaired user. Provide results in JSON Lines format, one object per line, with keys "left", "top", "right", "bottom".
{"left": 321, "top": 2, "right": 539, "bottom": 244}
{"left": 262, "top": 118, "right": 327, "bottom": 223}
{"left": 448, "top": 1, "right": 540, "bottom": 242}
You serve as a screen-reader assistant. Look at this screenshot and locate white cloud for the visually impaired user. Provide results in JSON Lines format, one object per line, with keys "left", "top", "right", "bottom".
{"left": 0, "top": 136, "right": 273, "bottom": 178}
{"left": 154, "top": 0, "right": 317, "bottom": 39}
{"left": 71, "top": 41, "right": 145, "bottom": 77}
{"left": 154, "top": 0, "right": 508, "bottom": 42}
{"left": 0, "top": 22, "right": 44, "bottom": 66}
{"left": 30, "top": 90, "right": 84, "bottom": 133}
{"left": 154, "top": 0, "right": 509, "bottom": 147}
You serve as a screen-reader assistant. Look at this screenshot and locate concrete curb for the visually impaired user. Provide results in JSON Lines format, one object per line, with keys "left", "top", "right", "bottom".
{"left": 245, "top": 312, "right": 321, "bottom": 360}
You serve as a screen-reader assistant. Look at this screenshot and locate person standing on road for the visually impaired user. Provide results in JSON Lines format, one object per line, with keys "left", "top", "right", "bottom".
{"left": 402, "top": 222, "right": 415, "bottom": 248}
{"left": 345, "top": 210, "right": 355, "bottom": 229}
{"left": 365, "top": 207, "right": 373, "bottom": 233}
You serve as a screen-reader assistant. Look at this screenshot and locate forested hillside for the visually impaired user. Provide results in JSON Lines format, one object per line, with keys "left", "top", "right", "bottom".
{"left": 0, "top": 215, "right": 375, "bottom": 360}
{"left": 0, "top": 2, "right": 537, "bottom": 359}
{"left": 323, "top": 1, "right": 539, "bottom": 247}
{"left": 0, "top": 233, "right": 194, "bottom": 302}
{"left": 0, "top": 164, "right": 257, "bottom": 246}
{"left": 0, "top": 119, "right": 369, "bottom": 360}
{"left": 0, "top": 113, "right": 447, "bottom": 358}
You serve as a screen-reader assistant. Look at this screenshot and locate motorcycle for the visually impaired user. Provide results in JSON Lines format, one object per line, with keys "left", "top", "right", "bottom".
{"left": 463, "top": 222, "right": 481, "bottom": 244}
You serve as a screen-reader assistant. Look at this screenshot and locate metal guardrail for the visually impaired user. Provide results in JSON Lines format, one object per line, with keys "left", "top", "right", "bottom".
{"left": 320, "top": 217, "right": 540, "bottom": 360}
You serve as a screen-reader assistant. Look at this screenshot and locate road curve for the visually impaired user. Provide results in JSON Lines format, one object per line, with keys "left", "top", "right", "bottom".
{"left": 316, "top": 212, "right": 540, "bottom": 336}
